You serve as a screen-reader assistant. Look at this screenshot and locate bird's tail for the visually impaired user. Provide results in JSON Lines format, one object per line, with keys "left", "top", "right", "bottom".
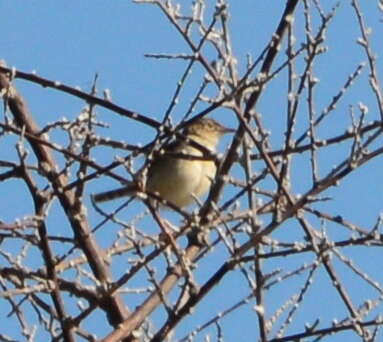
{"left": 92, "top": 186, "right": 134, "bottom": 203}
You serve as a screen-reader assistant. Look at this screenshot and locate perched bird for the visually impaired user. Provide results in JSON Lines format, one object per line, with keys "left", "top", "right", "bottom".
{"left": 93, "top": 118, "right": 234, "bottom": 208}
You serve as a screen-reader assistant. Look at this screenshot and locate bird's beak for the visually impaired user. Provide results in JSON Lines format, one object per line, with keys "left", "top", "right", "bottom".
{"left": 222, "top": 126, "right": 236, "bottom": 134}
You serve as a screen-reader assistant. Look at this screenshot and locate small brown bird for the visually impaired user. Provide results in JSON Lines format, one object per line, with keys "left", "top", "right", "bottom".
{"left": 93, "top": 118, "right": 234, "bottom": 208}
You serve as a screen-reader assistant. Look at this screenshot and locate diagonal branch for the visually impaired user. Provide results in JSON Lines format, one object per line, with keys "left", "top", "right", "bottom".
{"left": 0, "top": 64, "right": 130, "bottom": 328}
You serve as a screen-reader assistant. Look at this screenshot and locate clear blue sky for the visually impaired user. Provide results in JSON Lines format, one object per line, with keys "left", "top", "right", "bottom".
{"left": 1, "top": 1, "right": 383, "bottom": 341}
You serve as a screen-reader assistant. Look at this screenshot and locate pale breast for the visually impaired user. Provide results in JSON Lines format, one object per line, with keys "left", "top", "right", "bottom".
{"left": 146, "top": 143, "right": 216, "bottom": 208}
{"left": 193, "top": 160, "right": 216, "bottom": 198}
